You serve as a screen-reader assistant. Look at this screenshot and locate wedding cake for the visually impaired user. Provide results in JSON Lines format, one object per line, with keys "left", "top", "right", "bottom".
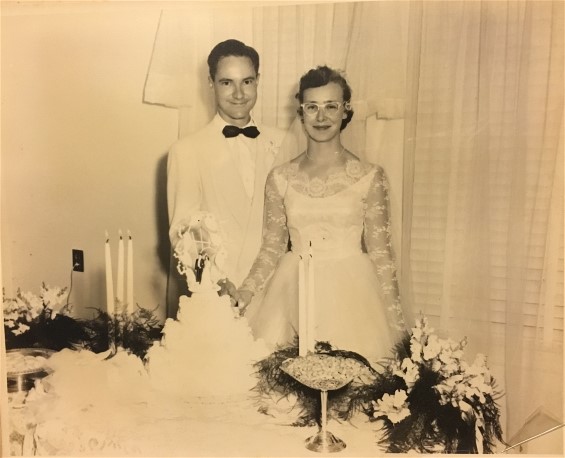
{"left": 144, "top": 212, "right": 269, "bottom": 398}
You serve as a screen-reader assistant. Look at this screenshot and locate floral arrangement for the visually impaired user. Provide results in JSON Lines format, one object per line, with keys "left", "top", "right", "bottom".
{"left": 2, "top": 284, "right": 85, "bottom": 351}
{"left": 367, "top": 316, "right": 504, "bottom": 453}
{"left": 3, "top": 283, "right": 71, "bottom": 336}
{"left": 253, "top": 318, "right": 504, "bottom": 453}
{"left": 3, "top": 284, "right": 163, "bottom": 359}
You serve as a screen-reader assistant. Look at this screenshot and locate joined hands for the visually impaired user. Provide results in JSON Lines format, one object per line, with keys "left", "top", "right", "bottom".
{"left": 217, "top": 279, "right": 253, "bottom": 317}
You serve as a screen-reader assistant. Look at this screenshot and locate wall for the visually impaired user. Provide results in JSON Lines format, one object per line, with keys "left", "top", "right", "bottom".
{"left": 1, "top": 2, "right": 179, "bottom": 320}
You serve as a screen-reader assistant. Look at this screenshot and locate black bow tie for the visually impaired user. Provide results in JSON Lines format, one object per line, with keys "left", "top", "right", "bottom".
{"left": 222, "top": 125, "right": 260, "bottom": 139}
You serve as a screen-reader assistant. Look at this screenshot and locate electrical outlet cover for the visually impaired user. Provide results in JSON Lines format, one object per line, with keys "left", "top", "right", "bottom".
{"left": 72, "top": 249, "right": 84, "bottom": 272}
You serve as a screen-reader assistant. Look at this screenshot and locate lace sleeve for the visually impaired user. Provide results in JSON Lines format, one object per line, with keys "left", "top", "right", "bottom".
{"left": 240, "top": 168, "right": 289, "bottom": 294}
{"left": 364, "top": 166, "right": 406, "bottom": 330}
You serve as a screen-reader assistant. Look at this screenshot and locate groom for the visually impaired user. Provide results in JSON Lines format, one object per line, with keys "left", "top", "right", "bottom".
{"left": 167, "top": 39, "right": 285, "bottom": 314}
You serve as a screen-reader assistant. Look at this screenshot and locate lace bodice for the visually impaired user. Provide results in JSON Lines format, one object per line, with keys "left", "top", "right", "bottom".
{"left": 241, "top": 159, "right": 404, "bottom": 325}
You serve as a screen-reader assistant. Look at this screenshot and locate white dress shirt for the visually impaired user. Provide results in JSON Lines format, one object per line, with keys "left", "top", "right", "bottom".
{"left": 223, "top": 119, "right": 258, "bottom": 199}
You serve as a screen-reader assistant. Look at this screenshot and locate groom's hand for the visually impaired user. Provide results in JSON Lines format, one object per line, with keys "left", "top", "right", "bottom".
{"left": 234, "top": 289, "right": 254, "bottom": 316}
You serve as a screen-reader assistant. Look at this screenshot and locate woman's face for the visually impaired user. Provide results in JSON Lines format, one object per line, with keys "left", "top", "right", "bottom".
{"left": 301, "top": 82, "right": 347, "bottom": 144}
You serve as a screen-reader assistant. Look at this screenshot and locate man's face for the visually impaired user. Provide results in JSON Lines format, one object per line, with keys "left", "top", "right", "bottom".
{"left": 210, "top": 55, "right": 259, "bottom": 127}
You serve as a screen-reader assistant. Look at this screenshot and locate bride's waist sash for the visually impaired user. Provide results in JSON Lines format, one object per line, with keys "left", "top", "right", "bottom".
{"left": 288, "top": 226, "right": 364, "bottom": 260}
{"left": 290, "top": 246, "right": 363, "bottom": 261}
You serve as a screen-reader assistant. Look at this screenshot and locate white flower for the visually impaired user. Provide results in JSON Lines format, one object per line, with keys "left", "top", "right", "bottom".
{"left": 41, "top": 284, "right": 65, "bottom": 307}
{"left": 439, "top": 359, "right": 460, "bottom": 376}
{"left": 423, "top": 334, "right": 442, "bottom": 360}
{"left": 414, "top": 315, "right": 434, "bottom": 335}
{"left": 431, "top": 359, "right": 442, "bottom": 372}
{"left": 458, "top": 400, "right": 474, "bottom": 421}
{"left": 12, "top": 323, "right": 30, "bottom": 335}
{"left": 265, "top": 140, "right": 280, "bottom": 158}
{"left": 41, "top": 284, "right": 69, "bottom": 319}
{"left": 435, "top": 374, "right": 466, "bottom": 406}
{"left": 466, "top": 375, "right": 492, "bottom": 403}
{"left": 410, "top": 316, "right": 435, "bottom": 361}
{"left": 372, "top": 389, "right": 411, "bottom": 424}
{"left": 410, "top": 340, "right": 423, "bottom": 363}
{"left": 411, "top": 325, "right": 423, "bottom": 341}
{"left": 20, "top": 292, "right": 43, "bottom": 318}
{"left": 436, "top": 340, "right": 465, "bottom": 376}
{"left": 393, "top": 358, "right": 420, "bottom": 391}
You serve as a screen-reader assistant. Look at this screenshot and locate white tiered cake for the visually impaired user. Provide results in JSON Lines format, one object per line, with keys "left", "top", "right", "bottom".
{"left": 145, "top": 211, "right": 269, "bottom": 398}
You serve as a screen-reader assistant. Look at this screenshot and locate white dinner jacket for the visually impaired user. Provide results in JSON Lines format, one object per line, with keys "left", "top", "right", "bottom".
{"left": 167, "top": 114, "right": 286, "bottom": 286}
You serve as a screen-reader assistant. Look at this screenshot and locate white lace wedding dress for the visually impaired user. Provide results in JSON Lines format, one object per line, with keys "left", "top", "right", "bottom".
{"left": 241, "top": 157, "right": 406, "bottom": 364}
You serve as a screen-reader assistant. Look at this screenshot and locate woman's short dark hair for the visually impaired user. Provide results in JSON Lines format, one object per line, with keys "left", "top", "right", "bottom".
{"left": 207, "top": 39, "right": 260, "bottom": 80}
{"left": 295, "top": 65, "right": 354, "bottom": 131}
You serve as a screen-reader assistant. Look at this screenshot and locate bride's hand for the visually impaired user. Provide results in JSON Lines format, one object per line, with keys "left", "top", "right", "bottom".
{"left": 233, "top": 289, "right": 254, "bottom": 316}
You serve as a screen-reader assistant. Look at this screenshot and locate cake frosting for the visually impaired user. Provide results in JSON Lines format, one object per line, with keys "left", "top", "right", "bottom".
{"left": 145, "top": 291, "right": 268, "bottom": 397}
{"left": 145, "top": 211, "right": 269, "bottom": 398}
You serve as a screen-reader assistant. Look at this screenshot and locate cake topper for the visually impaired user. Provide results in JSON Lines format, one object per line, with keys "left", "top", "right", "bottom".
{"left": 174, "top": 212, "right": 227, "bottom": 292}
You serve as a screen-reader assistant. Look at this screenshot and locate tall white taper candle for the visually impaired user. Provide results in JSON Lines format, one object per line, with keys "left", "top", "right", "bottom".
{"left": 298, "top": 255, "right": 307, "bottom": 356}
{"left": 105, "top": 231, "right": 115, "bottom": 317}
{"left": 307, "top": 242, "right": 315, "bottom": 353}
{"left": 116, "top": 230, "right": 124, "bottom": 309}
{"left": 126, "top": 230, "right": 134, "bottom": 314}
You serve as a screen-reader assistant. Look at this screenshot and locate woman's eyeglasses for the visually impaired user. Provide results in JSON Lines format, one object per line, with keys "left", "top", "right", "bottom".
{"left": 300, "top": 101, "right": 349, "bottom": 116}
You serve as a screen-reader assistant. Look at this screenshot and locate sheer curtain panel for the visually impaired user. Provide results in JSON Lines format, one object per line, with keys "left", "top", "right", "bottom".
{"left": 404, "top": 0, "right": 564, "bottom": 442}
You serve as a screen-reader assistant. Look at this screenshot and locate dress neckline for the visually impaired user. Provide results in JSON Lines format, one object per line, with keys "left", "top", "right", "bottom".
{"left": 284, "top": 159, "right": 375, "bottom": 198}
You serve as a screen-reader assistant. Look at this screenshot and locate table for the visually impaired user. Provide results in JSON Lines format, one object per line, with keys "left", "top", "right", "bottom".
{"left": 7, "top": 384, "right": 387, "bottom": 456}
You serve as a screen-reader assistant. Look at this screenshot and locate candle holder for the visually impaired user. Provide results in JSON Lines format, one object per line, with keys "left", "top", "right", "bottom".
{"left": 104, "top": 317, "right": 118, "bottom": 359}
{"left": 281, "top": 354, "right": 364, "bottom": 453}
{"left": 104, "top": 310, "right": 118, "bottom": 359}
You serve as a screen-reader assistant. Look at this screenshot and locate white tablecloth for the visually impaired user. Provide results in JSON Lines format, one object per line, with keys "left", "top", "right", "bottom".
{"left": 9, "top": 390, "right": 387, "bottom": 457}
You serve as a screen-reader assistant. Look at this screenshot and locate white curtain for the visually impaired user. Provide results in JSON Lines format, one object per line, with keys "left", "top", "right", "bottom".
{"left": 404, "top": 0, "right": 564, "bottom": 442}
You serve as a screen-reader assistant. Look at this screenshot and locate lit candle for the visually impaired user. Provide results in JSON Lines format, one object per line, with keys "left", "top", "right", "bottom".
{"left": 298, "top": 255, "right": 307, "bottom": 357}
{"left": 126, "top": 230, "right": 134, "bottom": 314}
{"left": 116, "top": 230, "right": 124, "bottom": 309}
{"left": 105, "top": 231, "right": 114, "bottom": 317}
{"left": 307, "top": 242, "right": 315, "bottom": 353}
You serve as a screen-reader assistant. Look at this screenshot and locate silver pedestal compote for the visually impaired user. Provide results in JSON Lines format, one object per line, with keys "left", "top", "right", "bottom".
{"left": 281, "top": 353, "right": 364, "bottom": 453}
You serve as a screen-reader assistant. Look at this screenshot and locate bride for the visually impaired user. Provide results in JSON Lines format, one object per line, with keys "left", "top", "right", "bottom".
{"left": 234, "top": 65, "right": 407, "bottom": 365}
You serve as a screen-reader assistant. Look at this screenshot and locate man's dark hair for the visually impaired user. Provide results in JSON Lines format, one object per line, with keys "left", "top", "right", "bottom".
{"left": 207, "top": 39, "right": 260, "bottom": 80}
{"left": 295, "top": 65, "right": 354, "bottom": 131}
